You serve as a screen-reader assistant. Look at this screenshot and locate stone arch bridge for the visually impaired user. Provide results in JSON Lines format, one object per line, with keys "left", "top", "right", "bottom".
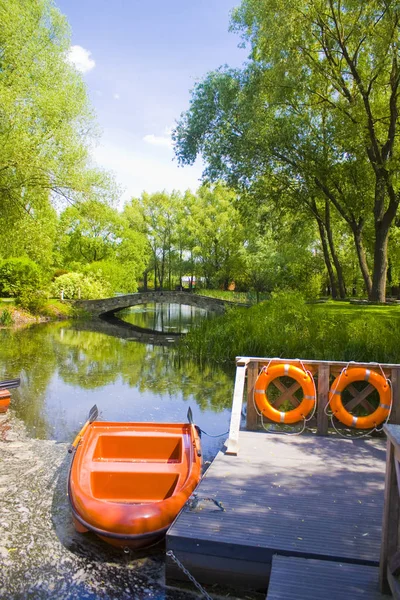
{"left": 75, "top": 291, "right": 248, "bottom": 318}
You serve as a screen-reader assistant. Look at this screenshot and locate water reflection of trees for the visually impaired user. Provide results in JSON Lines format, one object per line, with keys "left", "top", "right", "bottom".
{"left": 0, "top": 321, "right": 234, "bottom": 438}
{"left": 118, "top": 303, "right": 210, "bottom": 334}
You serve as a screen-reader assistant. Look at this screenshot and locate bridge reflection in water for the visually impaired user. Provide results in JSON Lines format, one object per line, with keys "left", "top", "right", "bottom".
{"left": 90, "top": 302, "right": 210, "bottom": 346}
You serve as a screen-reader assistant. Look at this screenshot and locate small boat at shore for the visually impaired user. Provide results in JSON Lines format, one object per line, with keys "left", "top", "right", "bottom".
{"left": 67, "top": 406, "right": 202, "bottom": 549}
{"left": 0, "top": 378, "right": 20, "bottom": 413}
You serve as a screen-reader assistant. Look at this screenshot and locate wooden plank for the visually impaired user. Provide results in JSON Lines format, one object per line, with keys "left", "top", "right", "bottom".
{"left": 246, "top": 361, "right": 259, "bottom": 431}
{"left": 272, "top": 380, "right": 301, "bottom": 408}
{"left": 380, "top": 435, "right": 400, "bottom": 593}
{"left": 225, "top": 363, "right": 247, "bottom": 456}
{"left": 345, "top": 383, "right": 376, "bottom": 412}
{"left": 168, "top": 432, "right": 386, "bottom": 595}
{"left": 166, "top": 548, "right": 270, "bottom": 591}
{"left": 317, "top": 363, "right": 329, "bottom": 435}
{"left": 267, "top": 556, "right": 389, "bottom": 600}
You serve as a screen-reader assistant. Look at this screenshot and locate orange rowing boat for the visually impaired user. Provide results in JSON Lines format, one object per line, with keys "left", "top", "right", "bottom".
{"left": 67, "top": 406, "right": 202, "bottom": 549}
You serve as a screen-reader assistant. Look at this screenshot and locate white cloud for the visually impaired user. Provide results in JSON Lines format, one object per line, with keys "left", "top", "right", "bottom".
{"left": 113, "top": 93, "right": 120, "bottom": 100}
{"left": 67, "top": 45, "right": 96, "bottom": 73}
{"left": 92, "top": 140, "right": 203, "bottom": 204}
{"left": 143, "top": 126, "right": 174, "bottom": 147}
{"left": 143, "top": 132, "right": 172, "bottom": 148}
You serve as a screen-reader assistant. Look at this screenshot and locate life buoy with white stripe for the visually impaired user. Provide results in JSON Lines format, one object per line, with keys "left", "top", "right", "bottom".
{"left": 329, "top": 367, "right": 391, "bottom": 429}
{"left": 254, "top": 363, "right": 316, "bottom": 424}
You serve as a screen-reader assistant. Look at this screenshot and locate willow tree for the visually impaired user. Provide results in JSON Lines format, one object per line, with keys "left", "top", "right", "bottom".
{"left": 175, "top": 0, "right": 400, "bottom": 301}
{"left": 0, "top": 0, "right": 112, "bottom": 227}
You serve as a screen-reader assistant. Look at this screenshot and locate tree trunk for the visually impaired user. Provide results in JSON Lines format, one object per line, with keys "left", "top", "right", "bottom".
{"left": 370, "top": 220, "right": 390, "bottom": 302}
{"left": 143, "top": 270, "right": 148, "bottom": 292}
{"left": 351, "top": 224, "right": 372, "bottom": 297}
{"left": 324, "top": 200, "right": 346, "bottom": 298}
{"left": 316, "top": 218, "right": 338, "bottom": 299}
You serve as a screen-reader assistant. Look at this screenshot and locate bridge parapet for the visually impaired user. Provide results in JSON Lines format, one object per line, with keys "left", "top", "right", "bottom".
{"left": 75, "top": 291, "right": 246, "bottom": 317}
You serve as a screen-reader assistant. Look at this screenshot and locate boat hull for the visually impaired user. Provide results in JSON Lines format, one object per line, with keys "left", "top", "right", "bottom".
{"left": 68, "top": 421, "right": 202, "bottom": 549}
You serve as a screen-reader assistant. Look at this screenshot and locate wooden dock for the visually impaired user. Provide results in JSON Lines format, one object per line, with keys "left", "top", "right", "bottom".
{"left": 166, "top": 431, "right": 386, "bottom": 593}
{"left": 166, "top": 356, "right": 400, "bottom": 597}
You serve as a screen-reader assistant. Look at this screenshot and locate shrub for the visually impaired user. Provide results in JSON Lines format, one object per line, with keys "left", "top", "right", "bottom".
{"left": 16, "top": 290, "right": 48, "bottom": 313}
{"left": 0, "top": 258, "right": 42, "bottom": 297}
{"left": 0, "top": 309, "right": 13, "bottom": 326}
{"left": 50, "top": 272, "right": 108, "bottom": 300}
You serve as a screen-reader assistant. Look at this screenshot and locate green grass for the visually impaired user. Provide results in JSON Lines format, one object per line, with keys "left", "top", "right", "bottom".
{"left": 180, "top": 292, "right": 400, "bottom": 364}
{"left": 194, "top": 288, "right": 268, "bottom": 304}
{"left": 0, "top": 297, "right": 75, "bottom": 321}
{"left": 315, "top": 300, "right": 400, "bottom": 320}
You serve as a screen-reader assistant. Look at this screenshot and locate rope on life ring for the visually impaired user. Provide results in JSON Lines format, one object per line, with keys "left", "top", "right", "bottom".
{"left": 254, "top": 363, "right": 316, "bottom": 424}
{"left": 328, "top": 367, "right": 392, "bottom": 429}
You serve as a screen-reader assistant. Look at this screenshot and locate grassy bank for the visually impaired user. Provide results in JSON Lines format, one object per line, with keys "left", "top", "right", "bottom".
{"left": 179, "top": 292, "right": 400, "bottom": 364}
{"left": 0, "top": 298, "right": 76, "bottom": 326}
{"left": 194, "top": 289, "right": 269, "bottom": 304}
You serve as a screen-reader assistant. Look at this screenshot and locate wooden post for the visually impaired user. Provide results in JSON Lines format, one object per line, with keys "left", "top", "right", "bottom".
{"left": 246, "top": 361, "right": 259, "bottom": 431}
{"left": 380, "top": 431, "right": 400, "bottom": 593}
{"left": 225, "top": 363, "right": 247, "bottom": 456}
{"left": 317, "top": 363, "right": 330, "bottom": 436}
{"left": 391, "top": 368, "right": 400, "bottom": 424}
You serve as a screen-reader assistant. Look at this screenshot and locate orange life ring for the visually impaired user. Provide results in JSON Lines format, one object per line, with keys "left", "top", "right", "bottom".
{"left": 329, "top": 367, "right": 391, "bottom": 429}
{"left": 254, "top": 363, "right": 316, "bottom": 424}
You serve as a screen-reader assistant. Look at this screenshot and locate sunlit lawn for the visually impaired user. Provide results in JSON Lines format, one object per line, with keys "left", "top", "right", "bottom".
{"left": 315, "top": 300, "right": 400, "bottom": 321}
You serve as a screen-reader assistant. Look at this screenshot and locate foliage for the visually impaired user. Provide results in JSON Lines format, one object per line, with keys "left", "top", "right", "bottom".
{"left": 0, "top": 258, "right": 43, "bottom": 297}
{"left": 82, "top": 260, "right": 138, "bottom": 295}
{"left": 16, "top": 290, "right": 48, "bottom": 313}
{"left": 189, "top": 183, "right": 245, "bottom": 288}
{"left": 174, "top": 0, "right": 400, "bottom": 301}
{"left": 57, "top": 200, "right": 124, "bottom": 264}
{"left": 0, "top": 309, "right": 13, "bottom": 326}
{"left": 0, "top": 0, "right": 116, "bottom": 220}
{"left": 0, "top": 199, "right": 58, "bottom": 269}
{"left": 180, "top": 292, "right": 400, "bottom": 364}
{"left": 50, "top": 272, "right": 107, "bottom": 300}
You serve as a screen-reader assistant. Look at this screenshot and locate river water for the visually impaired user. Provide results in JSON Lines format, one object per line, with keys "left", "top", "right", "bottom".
{"left": 0, "top": 304, "right": 237, "bottom": 600}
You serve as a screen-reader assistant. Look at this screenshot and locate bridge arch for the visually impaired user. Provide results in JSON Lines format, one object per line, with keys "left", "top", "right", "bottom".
{"left": 75, "top": 291, "right": 245, "bottom": 318}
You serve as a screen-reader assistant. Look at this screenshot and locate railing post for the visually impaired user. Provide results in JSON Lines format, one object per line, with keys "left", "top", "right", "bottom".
{"left": 246, "top": 361, "right": 259, "bottom": 431}
{"left": 380, "top": 430, "right": 400, "bottom": 594}
{"left": 225, "top": 361, "right": 248, "bottom": 456}
{"left": 390, "top": 368, "right": 400, "bottom": 424}
{"left": 317, "top": 363, "right": 330, "bottom": 435}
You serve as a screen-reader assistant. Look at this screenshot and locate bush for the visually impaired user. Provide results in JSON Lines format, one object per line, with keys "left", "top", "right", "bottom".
{"left": 0, "top": 258, "right": 42, "bottom": 297}
{"left": 16, "top": 290, "right": 48, "bottom": 313}
{"left": 0, "top": 308, "right": 13, "bottom": 325}
{"left": 50, "top": 272, "right": 108, "bottom": 300}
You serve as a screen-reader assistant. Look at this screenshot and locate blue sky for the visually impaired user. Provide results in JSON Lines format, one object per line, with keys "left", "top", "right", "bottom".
{"left": 56, "top": 0, "right": 246, "bottom": 204}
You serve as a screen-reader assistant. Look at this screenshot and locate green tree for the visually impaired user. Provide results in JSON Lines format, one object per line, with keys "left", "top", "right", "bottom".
{"left": 134, "top": 191, "right": 181, "bottom": 290}
{"left": 175, "top": 0, "right": 400, "bottom": 302}
{"left": 57, "top": 200, "right": 124, "bottom": 264}
{"left": 0, "top": 0, "right": 115, "bottom": 221}
{"left": 188, "top": 183, "right": 245, "bottom": 289}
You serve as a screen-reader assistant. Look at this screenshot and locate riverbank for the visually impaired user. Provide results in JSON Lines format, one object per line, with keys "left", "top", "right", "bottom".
{"left": 0, "top": 299, "right": 78, "bottom": 328}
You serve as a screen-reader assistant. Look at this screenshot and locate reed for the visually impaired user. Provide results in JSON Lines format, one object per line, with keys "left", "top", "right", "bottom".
{"left": 179, "top": 291, "right": 400, "bottom": 364}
